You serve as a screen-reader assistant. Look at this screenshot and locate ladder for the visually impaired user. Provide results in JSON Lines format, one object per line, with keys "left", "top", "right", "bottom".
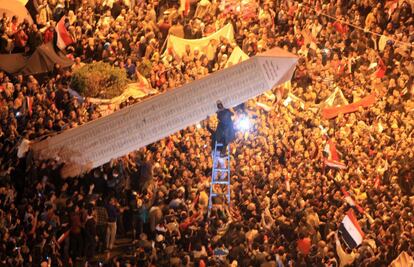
{"left": 208, "top": 142, "right": 231, "bottom": 216}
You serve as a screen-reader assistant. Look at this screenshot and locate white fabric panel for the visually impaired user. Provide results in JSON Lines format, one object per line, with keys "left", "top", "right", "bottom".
{"left": 31, "top": 48, "right": 297, "bottom": 177}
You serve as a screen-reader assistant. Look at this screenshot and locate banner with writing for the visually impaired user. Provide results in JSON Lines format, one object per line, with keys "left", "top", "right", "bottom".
{"left": 31, "top": 48, "right": 297, "bottom": 177}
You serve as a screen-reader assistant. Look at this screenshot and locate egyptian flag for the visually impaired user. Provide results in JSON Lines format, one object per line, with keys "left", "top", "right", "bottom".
{"left": 324, "top": 139, "right": 346, "bottom": 169}
{"left": 324, "top": 139, "right": 339, "bottom": 161}
{"left": 56, "top": 16, "right": 74, "bottom": 50}
{"left": 375, "top": 57, "right": 386, "bottom": 78}
{"left": 341, "top": 187, "right": 364, "bottom": 214}
{"left": 338, "top": 209, "right": 365, "bottom": 249}
{"left": 341, "top": 187, "right": 356, "bottom": 206}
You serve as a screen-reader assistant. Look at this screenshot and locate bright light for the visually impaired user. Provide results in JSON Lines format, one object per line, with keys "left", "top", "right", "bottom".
{"left": 196, "top": 123, "right": 202, "bottom": 129}
{"left": 236, "top": 116, "right": 250, "bottom": 131}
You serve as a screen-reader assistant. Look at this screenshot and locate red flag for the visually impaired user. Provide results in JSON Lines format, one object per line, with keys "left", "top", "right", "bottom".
{"left": 325, "top": 139, "right": 340, "bottom": 161}
{"left": 321, "top": 94, "right": 376, "bottom": 119}
{"left": 341, "top": 187, "right": 356, "bottom": 206}
{"left": 375, "top": 57, "right": 386, "bottom": 78}
{"left": 181, "top": 0, "right": 190, "bottom": 16}
{"left": 374, "top": 176, "right": 381, "bottom": 188}
{"left": 185, "top": 0, "right": 190, "bottom": 15}
{"left": 26, "top": 96, "right": 33, "bottom": 116}
{"left": 56, "top": 16, "right": 74, "bottom": 50}
{"left": 323, "top": 138, "right": 347, "bottom": 169}
{"left": 341, "top": 187, "right": 364, "bottom": 214}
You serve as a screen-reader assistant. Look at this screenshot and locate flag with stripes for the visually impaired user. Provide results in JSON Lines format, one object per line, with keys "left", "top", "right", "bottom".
{"left": 339, "top": 210, "right": 364, "bottom": 249}
{"left": 323, "top": 139, "right": 346, "bottom": 169}
{"left": 324, "top": 158, "right": 347, "bottom": 169}
{"left": 56, "top": 16, "right": 74, "bottom": 50}
{"left": 341, "top": 187, "right": 364, "bottom": 214}
{"left": 324, "top": 139, "right": 340, "bottom": 161}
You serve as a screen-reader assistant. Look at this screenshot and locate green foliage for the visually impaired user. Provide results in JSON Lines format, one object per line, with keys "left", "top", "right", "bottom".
{"left": 71, "top": 62, "right": 129, "bottom": 98}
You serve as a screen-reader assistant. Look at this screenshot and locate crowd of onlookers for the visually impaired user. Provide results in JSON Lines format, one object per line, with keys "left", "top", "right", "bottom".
{"left": 1, "top": 0, "right": 414, "bottom": 266}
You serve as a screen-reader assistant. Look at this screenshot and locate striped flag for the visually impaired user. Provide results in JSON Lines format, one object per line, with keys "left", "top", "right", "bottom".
{"left": 324, "top": 139, "right": 346, "bottom": 169}
{"left": 324, "top": 158, "right": 347, "bottom": 169}
{"left": 324, "top": 139, "right": 340, "bottom": 161}
{"left": 56, "top": 16, "right": 74, "bottom": 50}
{"left": 341, "top": 187, "right": 364, "bottom": 214}
{"left": 339, "top": 209, "right": 364, "bottom": 249}
{"left": 341, "top": 187, "right": 356, "bottom": 206}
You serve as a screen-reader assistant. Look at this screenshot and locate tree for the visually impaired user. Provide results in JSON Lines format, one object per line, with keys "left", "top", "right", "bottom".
{"left": 71, "top": 62, "right": 129, "bottom": 98}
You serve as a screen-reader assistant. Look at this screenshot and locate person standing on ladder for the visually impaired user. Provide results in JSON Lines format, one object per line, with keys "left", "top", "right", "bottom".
{"left": 208, "top": 100, "right": 236, "bottom": 157}
{"left": 206, "top": 101, "right": 235, "bottom": 214}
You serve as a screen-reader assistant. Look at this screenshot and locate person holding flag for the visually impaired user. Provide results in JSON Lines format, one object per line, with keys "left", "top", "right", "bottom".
{"left": 334, "top": 231, "right": 358, "bottom": 267}
{"left": 55, "top": 16, "right": 74, "bottom": 51}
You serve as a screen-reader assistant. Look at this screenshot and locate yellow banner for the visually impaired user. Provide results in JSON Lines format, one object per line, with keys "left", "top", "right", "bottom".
{"left": 164, "top": 23, "right": 235, "bottom": 58}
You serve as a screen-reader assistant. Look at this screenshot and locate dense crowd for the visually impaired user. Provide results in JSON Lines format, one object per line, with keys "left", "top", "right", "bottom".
{"left": 1, "top": 0, "right": 414, "bottom": 266}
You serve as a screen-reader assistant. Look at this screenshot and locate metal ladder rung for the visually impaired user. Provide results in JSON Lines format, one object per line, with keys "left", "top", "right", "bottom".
{"left": 213, "top": 168, "right": 230, "bottom": 172}
{"left": 211, "top": 181, "right": 230, "bottom": 185}
{"left": 214, "top": 155, "right": 230, "bottom": 159}
{"left": 210, "top": 192, "right": 230, "bottom": 197}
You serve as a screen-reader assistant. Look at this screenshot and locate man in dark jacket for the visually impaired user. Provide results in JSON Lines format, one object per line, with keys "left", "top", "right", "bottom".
{"left": 111, "top": 0, "right": 124, "bottom": 18}
{"left": 95, "top": 199, "right": 108, "bottom": 253}
{"left": 27, "top": 24, "right": 43, "bottom": 54}
{"left": 69, "top": 204, "right": 84, "bottom": 259}
{"left": 105, "top": 197, "right": 119, "bottom": 250}
{"left": 215, "top": 101, "right": 235, "bottom": 155}
{"left": 84, "top": 208, "right": 97, "bottom": 261}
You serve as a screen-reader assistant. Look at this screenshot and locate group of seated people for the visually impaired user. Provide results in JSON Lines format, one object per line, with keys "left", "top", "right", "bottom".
{"left": 0, "top": 0, "right": 413, "bottom": 266}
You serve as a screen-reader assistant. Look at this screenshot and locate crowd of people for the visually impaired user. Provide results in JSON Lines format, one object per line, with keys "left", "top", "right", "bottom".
{"left": 1, "top": 0, "right": 414, "bottom": 266}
